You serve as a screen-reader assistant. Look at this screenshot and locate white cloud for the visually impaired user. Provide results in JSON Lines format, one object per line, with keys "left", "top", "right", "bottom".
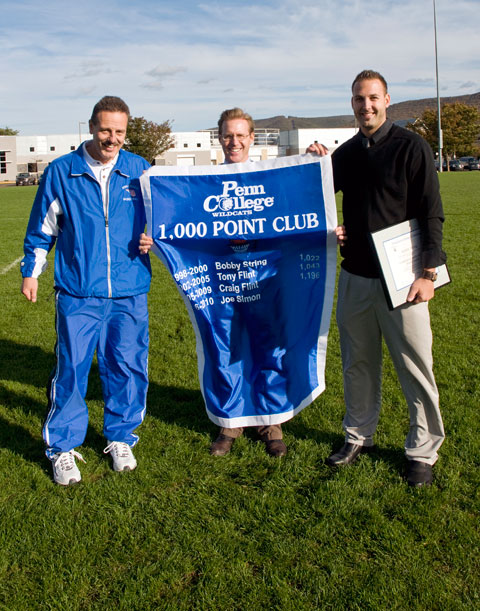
{"left": 145, "top": 66, "right": 188, "bottom": 78}
{"left": 64, "top": 60, "right": 114, "bottom": 80}
{"left": 142, "top": 65, "right": 188, "bottom": 90}
{"left": 0, "top": 0, "right": 478, "bottom": 134}
{"left": 72, "top": 85, "right": 98, "bottom": 97}
{"left": 141, "top": 81, "right": 165, "bottom": 91}
{"left": 460, "top": 81, "right": 477, "bottom": 90}
{"left": 407, "top": 79, "right": 435, "bottom": 85}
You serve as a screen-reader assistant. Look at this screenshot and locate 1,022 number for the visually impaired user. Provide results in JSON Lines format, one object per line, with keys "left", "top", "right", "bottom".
{"left": 157, "top": 223, "right": 207, "bottom": 240}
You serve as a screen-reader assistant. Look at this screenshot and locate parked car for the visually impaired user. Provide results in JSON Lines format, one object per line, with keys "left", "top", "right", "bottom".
{"left": 448, "top": 159, "right": 463, "bottom": 171}
{"left": 468, "top": 159, "right": 480, "bottom": 170}
{"left": 16, "top": 172, "right": 37, "bottom": 186}
{"left": 459, "top": 156, "right": 475, "bottom": 169}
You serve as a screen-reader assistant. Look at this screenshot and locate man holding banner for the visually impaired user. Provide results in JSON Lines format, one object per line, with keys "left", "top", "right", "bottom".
{"left": 140, "top": 108, "right": 337, "bottom": 460}
{"left": 210, "top": 108, "right": 286, "bottom": 457}
{"left": 309, "top": 70, "right": 446, "bottom": 487}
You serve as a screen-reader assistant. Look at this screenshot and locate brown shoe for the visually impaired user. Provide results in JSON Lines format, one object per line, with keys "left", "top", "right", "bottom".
{"left": 210, "top": 434, "right": 235, "bottom": 456}
{"left": 264, "top": 439, "right": 287, "bottom": 458}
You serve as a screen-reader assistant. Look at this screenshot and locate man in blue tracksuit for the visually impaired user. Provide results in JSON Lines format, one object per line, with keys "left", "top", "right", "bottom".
{"left": 21, "top": 96, "right": 151, "bottom": 486}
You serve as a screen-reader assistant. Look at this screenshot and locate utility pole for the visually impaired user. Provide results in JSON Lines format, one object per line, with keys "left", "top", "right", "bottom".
{"left": 433, "top": 0, "right": 443, "bottom": 171}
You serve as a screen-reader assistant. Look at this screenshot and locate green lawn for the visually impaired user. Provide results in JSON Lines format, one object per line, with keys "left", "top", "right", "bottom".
{"left": 0, "top": 173, "right": 479, "bottom": 610}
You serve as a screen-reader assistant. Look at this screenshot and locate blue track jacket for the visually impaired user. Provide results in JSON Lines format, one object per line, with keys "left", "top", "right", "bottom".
{"left": 22, "top": 145, "right": 151, "bottom": 298}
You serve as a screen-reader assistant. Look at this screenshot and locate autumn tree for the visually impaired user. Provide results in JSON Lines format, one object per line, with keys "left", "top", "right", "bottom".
{"left": 124, "top": 117, "right": 174, "bottom": 164}
{"left": 407, "top": 103, "right": 480, "bottom": 162}
{"left": 0, "top": 126, "right": 19, "bottom": 135}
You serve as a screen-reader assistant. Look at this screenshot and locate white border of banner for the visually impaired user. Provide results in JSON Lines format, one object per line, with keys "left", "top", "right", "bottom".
{"left": 140, "top": 154, "right": 338, "bottom": 427}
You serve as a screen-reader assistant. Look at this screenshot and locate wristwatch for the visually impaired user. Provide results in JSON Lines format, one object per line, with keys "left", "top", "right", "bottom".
{"left": 422, "top": 270, "right": 438, "bottom": 282}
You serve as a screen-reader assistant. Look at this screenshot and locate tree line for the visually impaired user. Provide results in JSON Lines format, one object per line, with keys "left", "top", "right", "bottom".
{"left": 406, "top": 102, "right": 480, "bottom": 164}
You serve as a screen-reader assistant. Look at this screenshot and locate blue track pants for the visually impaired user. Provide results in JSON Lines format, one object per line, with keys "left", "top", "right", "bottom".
{"left": 43, "top": 292, "right": 149, "bottom": 459}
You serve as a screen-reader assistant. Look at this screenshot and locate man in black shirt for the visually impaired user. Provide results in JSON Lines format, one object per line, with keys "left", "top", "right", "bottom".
{"left": 310, "top": 70, "right": 446, "bottom": 486}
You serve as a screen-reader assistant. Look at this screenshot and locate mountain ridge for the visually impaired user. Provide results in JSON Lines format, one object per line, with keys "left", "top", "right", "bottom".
{"left": 251, "top": 91, "right": 480, "bottom": 130}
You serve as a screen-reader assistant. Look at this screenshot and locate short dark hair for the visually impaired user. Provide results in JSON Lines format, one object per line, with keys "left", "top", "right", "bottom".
{"left": 90, "top": 96, "right": 130, "bottom": 124}
{"left": 351, "top": 70, "right": 388, "bottom": 94}
{"left": 218, "top": 108, "right": 254, "bottom": 135}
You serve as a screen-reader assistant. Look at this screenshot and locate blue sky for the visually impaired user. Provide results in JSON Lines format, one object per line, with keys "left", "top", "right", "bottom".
{"left": 1, "top": 0, "right": 479, "bottom": 135}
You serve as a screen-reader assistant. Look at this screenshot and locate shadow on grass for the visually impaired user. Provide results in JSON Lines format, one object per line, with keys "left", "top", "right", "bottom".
{"left": 286, "top": 417, "right": 343, "bottom": 446}
{"left": 146, "top": 381, "right": 214, "bottom": 434}
{"left": 287, "top": 415, "right": 407, "bottom": 474}
{"left": 0, "top": 338, "right": 213, "bottom": 464}
{"left": 0, "top": 339, "right": 407, "bottom": 474}
{"left": 0, "top": 339, "right": 55, "bottom": 390}
{"left": 373, "top": 445, "right": 414, "bottom": 474}
{"left": 0, "top": 415, "right": 45, "bottom": 463}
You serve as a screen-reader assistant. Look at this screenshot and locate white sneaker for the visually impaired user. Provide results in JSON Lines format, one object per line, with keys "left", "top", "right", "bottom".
{"left": 51, "top": 450, "right": 85, "bottom": 486}
{"left": 103, "top": 441, "right": 137, "bottom": 472}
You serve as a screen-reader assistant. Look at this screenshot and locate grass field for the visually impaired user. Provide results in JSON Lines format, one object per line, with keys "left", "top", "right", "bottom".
{"left": 0, "top": 173, "right": 479, "bottom": 610}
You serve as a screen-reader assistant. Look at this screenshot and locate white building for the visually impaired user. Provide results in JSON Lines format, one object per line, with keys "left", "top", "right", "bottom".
{"left": 1, "top": 126, "right": 358, "bottom": 181}
{"left": 279, "top": 128, "right": 358, "bottom": 156}
{"left": 16, "top": 134, "right": 81, "bottom": 174}
{"left": 0, "top": 136, "right": 17, "bottom": 182}
{"left": 155, "top": 131, "right": 214, "bottom": 166}
{"left": 154, "top": 129, "right": 280, "bottom": 166}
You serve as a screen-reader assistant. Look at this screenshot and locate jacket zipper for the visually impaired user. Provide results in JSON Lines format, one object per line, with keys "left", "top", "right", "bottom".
{"left": 104, "top": 173, "right": 112, "bottom": 298}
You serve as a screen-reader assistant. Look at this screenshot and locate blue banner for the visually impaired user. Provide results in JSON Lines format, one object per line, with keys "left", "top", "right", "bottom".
{"left": 141, "top": 155, "right": 337, "bottom": 428}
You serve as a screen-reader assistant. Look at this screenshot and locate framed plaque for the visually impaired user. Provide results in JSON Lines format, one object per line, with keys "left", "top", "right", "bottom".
{"left": 370, "top": 219, "right": 450, "bottom": 309}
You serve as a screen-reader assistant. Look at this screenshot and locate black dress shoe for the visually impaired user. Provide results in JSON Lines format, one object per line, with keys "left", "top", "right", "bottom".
{"left": 210, "top": 434, "right": 235, "bottom": 456}
{"left": 326, "top": 442, "right": 373, "bottom": 467}
{"left": 406, "top": 460, "right": 433, "bottom": 487}
{"left": 264, "top": 439, "right": 287, "bottom": 458}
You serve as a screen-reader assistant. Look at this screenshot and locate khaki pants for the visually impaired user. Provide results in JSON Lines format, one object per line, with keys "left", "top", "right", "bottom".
{"left": 336, "top": 269, "right": 445, "bottom": 465}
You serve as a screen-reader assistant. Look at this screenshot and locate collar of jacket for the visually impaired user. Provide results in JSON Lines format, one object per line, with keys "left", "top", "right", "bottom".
{"left": 69, "top": 145, "right": 131, "bottom": 178}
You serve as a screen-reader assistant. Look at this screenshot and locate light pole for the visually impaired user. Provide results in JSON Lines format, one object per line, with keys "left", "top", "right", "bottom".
{"left": 433, "top": 0, "right": 443, "bottom": 171}
{"left": 78, "top": 121, "right": 86, "bottom": 146}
